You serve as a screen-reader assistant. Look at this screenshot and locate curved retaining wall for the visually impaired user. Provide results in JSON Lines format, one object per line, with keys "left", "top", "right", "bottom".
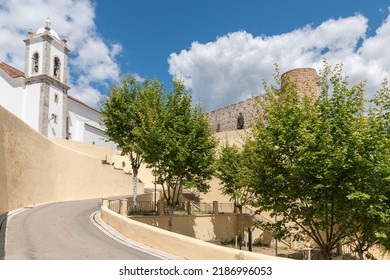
{"left": 0, "top": 105, "right": 141, "bottom": 216}
{"left": 100, "top": 206, "right": 287, "bottom": 260}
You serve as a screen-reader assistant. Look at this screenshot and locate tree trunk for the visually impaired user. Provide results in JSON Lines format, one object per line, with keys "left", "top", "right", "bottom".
{"left": 168, "top": 205, "right": 174, "bottom": 231}
{"left": 132, "top": 168, "right": 138, "bottom": 213}
{"left": 320, "top": 246, "right": 333, "bottom": 260}
{"left": 357, "top": 250, "right": 364, "bottom": 260}
{"left": 239, "top": 205, "right": 244, "bottom": 238}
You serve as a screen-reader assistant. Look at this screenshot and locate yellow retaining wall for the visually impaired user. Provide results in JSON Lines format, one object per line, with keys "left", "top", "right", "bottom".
{"left": 50, "top": 138, "right": 119, "bottom": 164}
{"left": 0, "top": 105, "right": 142, "bottom": 216}
{"left": 0, "top": 111, "right": 9, "bottom": 216}
{"left": 101, "top": 206, "right": 286, "bottom": 260}
{"left": 131, "top": 214, "right": 251, "bottom": 243}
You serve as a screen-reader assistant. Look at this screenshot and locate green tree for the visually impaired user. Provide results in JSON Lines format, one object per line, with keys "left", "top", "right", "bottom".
{"left": 345, "top": 78, "right": 390, "bottom": 259}
{"left": 136, "top": 79, "right": 217, "bottom": 230}
{"left": 215, "top": 141, "right": 256, "bottom": 238}
{"left": 99, "top": 75, "right": 144, "bottom": 211}
{"left": 248, "top": 63, "right": 390, "bottom": 259}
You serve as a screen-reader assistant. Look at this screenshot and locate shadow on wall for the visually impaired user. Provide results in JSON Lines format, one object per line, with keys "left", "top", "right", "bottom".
{"left": 211, "top": 214, "right": 253, "bottom": 243}
{"left": 172, "top": 215, "right": 197, "bottom": 239}
{"left": 0, "top": 213, "right": 7, "bottom": 260}
{"left": 211, "top": 214, "right": 237, "bottom": 243}
{"left": 253, "top": 230, "right": 274, "bottom": 246}
{"left": 132, "top": 215, "right": 197, "bottom": 240}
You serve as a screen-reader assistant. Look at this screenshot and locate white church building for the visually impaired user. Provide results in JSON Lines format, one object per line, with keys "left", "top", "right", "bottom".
{"left": 0, "top": 18, "right": 115, "bottom": 148}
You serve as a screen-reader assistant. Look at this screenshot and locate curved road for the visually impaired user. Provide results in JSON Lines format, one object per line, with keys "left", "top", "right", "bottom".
{"left": 2, "top": 198, "right": 171, "bottom": 260}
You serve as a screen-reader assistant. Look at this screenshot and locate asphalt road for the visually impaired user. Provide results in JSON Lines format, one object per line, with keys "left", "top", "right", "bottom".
{"left": 2, "top": 198, "right": 169, "bottom": 260}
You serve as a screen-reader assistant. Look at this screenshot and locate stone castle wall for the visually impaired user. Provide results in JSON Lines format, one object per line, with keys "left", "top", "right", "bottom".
{"left": 207, "top": 68, "right": 319, "bottom": 132}
{"left": 207, "top": 95, "right": 262, "bottom": 132}
{"left": 281, "top": 68, "right": 320, "bottom": 99}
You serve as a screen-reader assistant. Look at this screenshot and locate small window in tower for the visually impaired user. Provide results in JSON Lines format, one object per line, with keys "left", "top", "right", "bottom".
{"left": 53, "top": 57, "right": 60, "bottom": 78}
{"left": 32, "top": 52, "right": 39, "bottom": 74}
{"left": 54, "top": 93, "right": 59, "bottom": 103}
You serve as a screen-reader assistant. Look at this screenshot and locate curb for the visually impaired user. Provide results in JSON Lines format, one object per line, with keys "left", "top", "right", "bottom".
{"left": 90, "top": 211, "right": 181, "bottom": 260}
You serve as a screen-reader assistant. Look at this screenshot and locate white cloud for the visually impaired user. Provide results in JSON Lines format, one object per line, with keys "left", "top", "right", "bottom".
{"left": 71, "top": 82, "right": 102, "bottom": 108}
{"left": 0, "top": 0, "right": 121, "bottom": 108}
{"left": 168, "top": 13, "right": 390, "bottom": 112}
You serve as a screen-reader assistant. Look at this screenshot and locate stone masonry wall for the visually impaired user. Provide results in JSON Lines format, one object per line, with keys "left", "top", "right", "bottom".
{"left": 207, "top": 95, "right": 262, "bottom": 132}
{"left": 207, "top": 68, "right": 319, "bottom": 132}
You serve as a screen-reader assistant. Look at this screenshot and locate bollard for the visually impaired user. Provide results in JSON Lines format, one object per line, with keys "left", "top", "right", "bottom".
{"left": 157, "top": 201, "right": 164, "bottom": 215}
{"left": 248, "top": 227, "right": 253, "bottom": 252}
{"left": 234, "top": 203, "right": 239, "bottom": 214}
{"left": 213, "top": 201, "right": 219, "bottom": 215}
{"left": 101, "top": 198, "right": 109, "bottom": 208}
{"left": 187, "top": 200, "right": 193, "bottom": 215}
{"left": 119, "top": 198, "right": 128, "bottom": 216}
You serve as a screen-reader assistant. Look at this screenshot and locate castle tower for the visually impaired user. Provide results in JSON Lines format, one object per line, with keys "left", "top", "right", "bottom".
{"left": 23, "top": 17, "right": 70, "bottom": 138}
{"left": 281, "top": 68, "right": 319, "bottom": 100}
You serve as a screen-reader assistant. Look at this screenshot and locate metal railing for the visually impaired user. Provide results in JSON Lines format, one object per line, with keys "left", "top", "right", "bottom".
{"left": 108, "top": 197, "right": 250, "bottom": 216}
{"left": 127, "top": 199, "right": 156, "bottom": 215}
{"left": 108, "top": 200, "right": 120, "bottom": 213}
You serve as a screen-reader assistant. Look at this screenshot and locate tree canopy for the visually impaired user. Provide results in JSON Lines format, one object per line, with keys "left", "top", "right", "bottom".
{"left": 99, "top": 75, "right": 161, "bottom": 211}
{"left": 230, "top": 62, "right": 390, "bottom": 259}
{"left": 135, "top": 79, "right": 218, "bottom": 230}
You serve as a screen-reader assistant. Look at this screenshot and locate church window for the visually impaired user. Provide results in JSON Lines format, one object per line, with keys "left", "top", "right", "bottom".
{"left": 32, "top": 52, "right": 39, "bottom": 73}
{"left": 54, "top": 93, "right": 59, "bottom": 103}
{"left": 53, "top": 57, "right": 60, "bottom": 78}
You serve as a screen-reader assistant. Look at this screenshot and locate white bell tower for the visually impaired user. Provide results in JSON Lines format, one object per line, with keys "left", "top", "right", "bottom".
{"left": 23, "top": 17, "right": 70, "bottom": 138}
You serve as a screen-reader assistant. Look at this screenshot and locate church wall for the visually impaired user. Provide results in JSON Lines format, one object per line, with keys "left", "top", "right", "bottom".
{"left": 0, "top": 105, "right": 140, "bottom": 216}
{"left": 68, "top": 99, "right": 116, "bottom": 148}
{"left": 0, "top": 74, "right": 24, "bottom": 120}
{"left": 22, "top": 83, "right": 41, "bottom": 131}
{"left": 84, "top": 124, "right": 113, "bottom": 147}
{"left": 47, "top": 84, "right": 64, "bottom": 138}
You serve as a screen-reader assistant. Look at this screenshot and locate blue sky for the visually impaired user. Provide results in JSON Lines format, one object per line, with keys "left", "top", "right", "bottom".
{"left": 1, "top": 0, "right": 390, "bottom": 111}
{"left": 94, "top": 0, "right": 388, "bottom": 82}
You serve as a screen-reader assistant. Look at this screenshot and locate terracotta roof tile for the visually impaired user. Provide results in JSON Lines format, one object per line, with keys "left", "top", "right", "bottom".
{"left": 0, "top": 62, "right": 25, "bottom": 78}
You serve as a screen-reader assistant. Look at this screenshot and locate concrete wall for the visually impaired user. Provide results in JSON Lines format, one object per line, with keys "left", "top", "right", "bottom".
{"left": 0, "top": 113, "right": 9, "bottom": 215}
{"left": 112, "top": 154, "right": 161, "bottom": 190}
{"left": 51, "top": 138, "right": 119, "bottom": 163}
{"left": 131, "top": 213, "right": 251, "bottom": 243}
{"left": 0, "top": 105, "right": 142, "bottom": 216}
{"left": 101, "top": 206, "right": 285, "bottom": 260}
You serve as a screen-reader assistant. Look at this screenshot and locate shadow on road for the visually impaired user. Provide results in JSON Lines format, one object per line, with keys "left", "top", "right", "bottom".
{"left": 0, "top": 212, "right": 8, "bottom": 260}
